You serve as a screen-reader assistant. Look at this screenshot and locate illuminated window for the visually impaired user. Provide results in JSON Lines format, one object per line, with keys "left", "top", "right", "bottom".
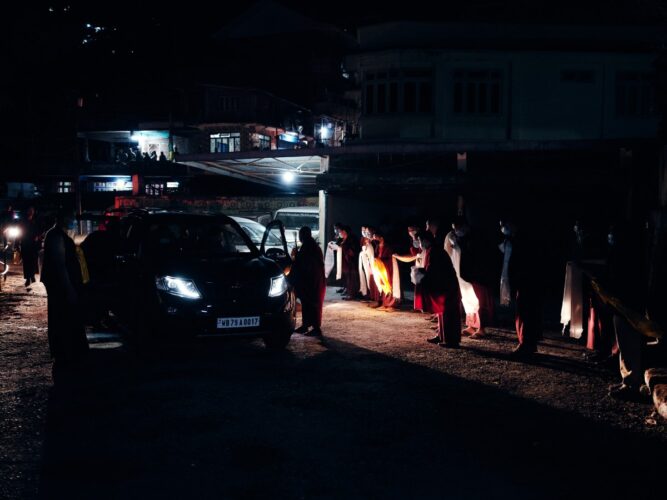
{"left": 615, "top": 71, "right": 655, "bottom": 117}
{"left": 453, "top": 69, "right": 502, "bottom": 115}
{"left": 210, "top": 132, "right": 241, "bottom": 153}
{"left": 145, "top": 183, "right": 164, "bottom": 196}
{"left": 57, "top": 181, "right": 72, "bottom": 193}
{"left": 256, "top": 134, "right": 271, "bottom": 150}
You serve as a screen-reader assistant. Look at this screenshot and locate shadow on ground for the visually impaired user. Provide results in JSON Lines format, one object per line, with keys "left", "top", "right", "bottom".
{"left": 39, "top": 336, "right": 663, "bottom": 500}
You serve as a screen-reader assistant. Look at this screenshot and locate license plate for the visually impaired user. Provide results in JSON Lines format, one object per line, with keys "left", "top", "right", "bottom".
{"left": 217, "top": 316, "right": 260, "bottom": 329}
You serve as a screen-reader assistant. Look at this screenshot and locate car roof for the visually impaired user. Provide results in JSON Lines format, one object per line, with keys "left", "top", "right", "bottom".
{"left": 230, "top": 216, "right": 263, "bottom": 225}
{"left": 126, "top": 211, "right": 235, "bottom": 225}
{"left": 275, "top": 206, "right": 318, "bottom": 214}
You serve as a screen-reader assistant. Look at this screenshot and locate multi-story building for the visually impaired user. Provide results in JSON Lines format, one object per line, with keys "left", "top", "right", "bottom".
{"left": 306, "top": 21, "right": 666, "bottom": 242}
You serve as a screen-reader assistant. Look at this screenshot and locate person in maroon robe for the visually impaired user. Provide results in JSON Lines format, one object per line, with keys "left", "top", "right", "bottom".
{"left": 289, "top": 226, "right": 326, "bottom": 337}
{"left": 418, "top": 231, "right": 462, "bottom": 348}
{"left": 339, "top": 225, "right": 361, "bottom": 301}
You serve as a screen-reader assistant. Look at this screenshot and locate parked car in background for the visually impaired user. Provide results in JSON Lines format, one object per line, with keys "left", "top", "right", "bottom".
{"left": 273, "top": 206, "right": 319, "bottom": 247}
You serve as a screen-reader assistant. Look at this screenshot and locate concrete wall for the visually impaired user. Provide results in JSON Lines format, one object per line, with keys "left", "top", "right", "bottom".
{"left": 348, "top": 49, "right": 660, "bottom": 142}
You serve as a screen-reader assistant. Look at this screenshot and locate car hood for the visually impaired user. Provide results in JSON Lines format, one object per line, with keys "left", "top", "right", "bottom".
{"left": 153, "top": 255, "right": 282, "bottom": 284}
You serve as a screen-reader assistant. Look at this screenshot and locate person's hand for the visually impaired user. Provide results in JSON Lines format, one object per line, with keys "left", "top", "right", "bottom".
{"left": 290, "top": 248, "right": 297, "bottom": 259}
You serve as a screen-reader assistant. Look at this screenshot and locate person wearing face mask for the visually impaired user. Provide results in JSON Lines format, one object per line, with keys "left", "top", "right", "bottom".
{"left": 453, "top": 218, "right": 498, "bottom": 339}
{"left": 445, "top": 218, "right": 480, "bottom": 336}
{"left": 325, "top": 222, "right": 345, "bottom": 293}
{"left": 393, "top": 224, "right": 425, "bottom": 312}
{"left": 584, "top": 224, "right": 619, "bottom": 365}
{"left": 417, "top": 231, "right": 461, "bottom": 348}
{"left": 358, "top": 226, "right": 374, "bottom": 300}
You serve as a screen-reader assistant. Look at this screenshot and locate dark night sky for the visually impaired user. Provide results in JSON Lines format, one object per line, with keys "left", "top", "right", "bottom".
{"left": 2, "top": 0, "right": 667, "bottom": 173}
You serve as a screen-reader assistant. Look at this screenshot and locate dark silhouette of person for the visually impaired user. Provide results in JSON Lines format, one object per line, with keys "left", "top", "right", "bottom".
{"left": 289, "top": 226, "right": 326, "bottom": 337}
{"left": 339, "top": 225, "right": 361, "bottom": 301}
{"left": 418, "top": 231, "right": 462, "bottom": 348}
{"left": 80, "top": 218, "right": 121, "bottom": 329}
{"left": 159, "top": 151, "right": 168, "bottom": 162}
{"left": 149, "top": 150, "right": 158, "bottom": 161}
{"left": 502, "top": 219, "right": 544, "bottom": 359}
{"left": 41, "top": 211, "right": 88, "bottom": 380}
{"left": 20, "top": 206, "right": 40, "bottom": 287}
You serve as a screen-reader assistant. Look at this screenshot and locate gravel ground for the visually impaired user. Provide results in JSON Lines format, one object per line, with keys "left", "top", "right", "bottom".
{"left": 1, "top": 269, "right": 665, "bottom": 499}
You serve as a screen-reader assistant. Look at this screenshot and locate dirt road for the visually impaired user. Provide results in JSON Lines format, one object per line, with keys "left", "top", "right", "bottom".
{"left": 1, "top": 270, "right": 665, "bottom": 499}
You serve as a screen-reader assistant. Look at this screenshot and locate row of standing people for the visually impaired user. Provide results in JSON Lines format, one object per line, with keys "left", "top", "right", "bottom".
{"left": 326, "top": 217, "right": 542, "bottom": 355}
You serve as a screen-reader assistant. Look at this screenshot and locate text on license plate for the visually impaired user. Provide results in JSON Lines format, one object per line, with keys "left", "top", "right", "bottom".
{"left": 217, "top": 316, "right": 260, "bottom": 329}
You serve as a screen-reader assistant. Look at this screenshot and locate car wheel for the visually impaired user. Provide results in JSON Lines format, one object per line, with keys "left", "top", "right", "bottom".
{"left": 263, "top": 329, "right": 292, "bottom": 350}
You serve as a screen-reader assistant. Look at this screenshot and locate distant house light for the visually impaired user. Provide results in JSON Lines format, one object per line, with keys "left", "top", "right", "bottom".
{"left": 166, "top": 182, "right": 179, "bottom": 188}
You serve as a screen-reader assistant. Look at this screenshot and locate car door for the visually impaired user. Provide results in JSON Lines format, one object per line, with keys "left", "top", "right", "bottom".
{"left": 260, "top": 220, "right": 292, "bottom": 271}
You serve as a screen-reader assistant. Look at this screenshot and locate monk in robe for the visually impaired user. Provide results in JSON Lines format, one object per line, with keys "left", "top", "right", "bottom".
{"left": 418, "top": 231, "right": 462, "bottom": 348}
{"left": 393, "top": 224, "right": 424, "bottom": 312}
{"left": 339, "top": 225, "right": 361, "bottom": 301}
{"left": 289, "top": 226, "right": 326, "bottom": 336}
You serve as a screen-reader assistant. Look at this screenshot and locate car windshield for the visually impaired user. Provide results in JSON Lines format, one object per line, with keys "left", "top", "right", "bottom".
{"left": 275, "top": 213, "right": 318, "bottom": 231}
{"left": 141, "top": 219, "right": 257, "bottom": 257}
{"left": 237, "top": 220, "right": 282, "bottom": 247}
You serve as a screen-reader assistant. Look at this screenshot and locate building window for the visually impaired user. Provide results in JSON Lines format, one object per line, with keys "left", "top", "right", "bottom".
{"left": 210, "top": 132, "right": 241, "bottom": 153}
{"left": 453, "top": 69, "right": 502, "bottom": 115}
{"left": 364, "top": 69, "right": 433, "bottom": 115}
{"left": 219, "top": 96, "right": 240, "bottom": 113}
{"left": 365, "top": 84, "right": 374, "bottom": 114}
{"left": 92, "top": 178, "right": 132, "bottom": 192}
{"left": 257, "top": 134, "right": 271, "bottom": 150}
{"left": 615, "top": 71, "right": 655, "bottom": 117}
{"left": 57, "top": 181, "right": 72, "bottom": 193}
{"left": 561, "top": 70, "right": 595, "bottom": 83}
{"left": 145, "top": 183, "right": 164, "bottom": 196}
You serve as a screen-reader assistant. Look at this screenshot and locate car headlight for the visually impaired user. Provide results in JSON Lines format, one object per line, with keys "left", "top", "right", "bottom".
{"left": 268, "top": 274, "right": 288, "bottom": 297}
{"left": 155, "top": 276, "right": 202, "bottom": 299}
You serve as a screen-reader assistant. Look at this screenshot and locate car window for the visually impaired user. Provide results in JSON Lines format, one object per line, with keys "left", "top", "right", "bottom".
{"left": 140, "top": 219, "right": 256, "bottom": 257}
{"left": 238, "top": 220, "right": 282, "bottom": 246}
{"left": 275, "top": 214, "right": 318, "bottom": 231}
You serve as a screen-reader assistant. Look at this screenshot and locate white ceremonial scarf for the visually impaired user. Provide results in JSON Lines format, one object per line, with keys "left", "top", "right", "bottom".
{"left": 445, "top": 231, "right": 479, "bottom": 314}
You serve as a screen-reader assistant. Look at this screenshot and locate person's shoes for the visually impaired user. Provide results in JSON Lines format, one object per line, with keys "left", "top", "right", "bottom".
{"left": 469, "top": 331, "right": 485, "bottom": 340}
{"left": 426, "top": 336, "right": 441, "bottom": 344}
{"left": 24, "top": 279, "right": 31, "bottom": 288}
{"left": 439, "top": 342, "right": 460, "bottom": 349}
{"left": 368, "top": 302, "right": 382, "bottom": 309}
{"left": 341, "top": 296, "right": 355, "bottom": 301}
{"left": 608, "top": 383, "right": 651, "bottom": 402}
{"left": 294, "top": 325, "right": 309, "bottom": 334}
{"left": 380, "top": 306, "right": 396, "bottom": 312}
{"left": 508, "top": 345, "right": 537, "bottom": 360}
{"left": 336, "top": 288, "right": 346, "bottom": 294}
{"left": 461, "top": 326, "right": 476, "bottom": 336}
{"left": 359, "top": 295, "right": 371, "bottom": 302}
{"left": 304, "top": 328, "right": 322, "bottom": 337}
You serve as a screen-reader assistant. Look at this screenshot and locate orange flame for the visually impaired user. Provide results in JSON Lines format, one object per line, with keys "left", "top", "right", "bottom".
{"left": 372, "top": 259, "right": 392, "bottom": 295}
